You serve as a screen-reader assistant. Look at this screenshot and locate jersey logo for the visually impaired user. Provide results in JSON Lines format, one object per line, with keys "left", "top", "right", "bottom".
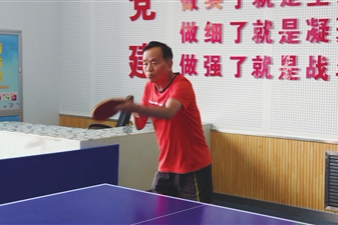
{"left": 148, "top": 100, "right": 165, "bottom": 107}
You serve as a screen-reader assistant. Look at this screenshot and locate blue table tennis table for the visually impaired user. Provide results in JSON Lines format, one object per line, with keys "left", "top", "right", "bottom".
{"left": 0, "top": 184, "right": 307, "bottom": 224}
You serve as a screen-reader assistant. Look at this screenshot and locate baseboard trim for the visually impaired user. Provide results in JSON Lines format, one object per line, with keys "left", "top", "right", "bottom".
{"left": 213, "top": 192, "right": 338, "bottom": 224}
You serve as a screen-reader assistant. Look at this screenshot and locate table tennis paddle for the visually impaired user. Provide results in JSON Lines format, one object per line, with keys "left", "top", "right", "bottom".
{"left": 91, "top": 98, "right": 125, "bottom": 120}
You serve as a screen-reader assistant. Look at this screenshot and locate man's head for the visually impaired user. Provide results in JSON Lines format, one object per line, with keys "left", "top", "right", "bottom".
{"left": 143, "top": 41, "right": 173, "bottom": 61}
{"left": 142, "top": 41, "right": 174, "bottom": 87}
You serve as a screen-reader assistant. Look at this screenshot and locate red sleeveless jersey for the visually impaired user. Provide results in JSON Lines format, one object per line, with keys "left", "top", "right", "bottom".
{"left": 141, "top": 74, "right": 212, "bottom": 173}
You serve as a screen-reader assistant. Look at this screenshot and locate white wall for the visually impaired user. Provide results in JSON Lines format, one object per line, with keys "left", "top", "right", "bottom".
{"left": 0, "top": 2, "right": 60, "bottom": 125}
{"left": 58, "top": 1, "right": 338, "bottom": 142}
{"left": 2, "top": 1, "right": 337, "bottom": 143}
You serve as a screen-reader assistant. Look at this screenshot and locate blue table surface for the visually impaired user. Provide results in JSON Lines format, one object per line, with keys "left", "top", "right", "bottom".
{"left": 0, "top": 184, "right": 306, "bottom": 224}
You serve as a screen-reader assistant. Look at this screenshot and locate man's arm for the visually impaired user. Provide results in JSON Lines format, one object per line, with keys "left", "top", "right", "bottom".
{"left": 134, "top": 98, "right": 181, "bottom": 119}
{"left": 132, "top": 113, "right": 148, "bottom": 130}
{"left": 115, "top": 97, "right": 182, "bottom": 129}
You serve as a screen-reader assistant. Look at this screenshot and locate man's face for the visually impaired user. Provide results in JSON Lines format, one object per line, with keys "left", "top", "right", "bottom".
{"left": 142, "top": 47, "right": 172, "bottom": 84}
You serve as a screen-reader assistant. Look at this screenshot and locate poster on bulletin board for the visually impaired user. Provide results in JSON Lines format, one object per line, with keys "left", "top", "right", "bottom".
{"left": 0, "top": 30, "right": 22, "bottom": 121}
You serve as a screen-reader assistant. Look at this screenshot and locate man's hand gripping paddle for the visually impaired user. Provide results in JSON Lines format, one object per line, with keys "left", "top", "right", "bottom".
{"left": 91, "top": 98, "right": 125, "bottom": 120}
{"left": 91, "top": 95, "right": 134, "bottom": 120}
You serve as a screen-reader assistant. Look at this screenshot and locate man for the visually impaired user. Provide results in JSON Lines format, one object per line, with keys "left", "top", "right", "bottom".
{"left": 115, "top": 41, "right": 213, "bottom": 203}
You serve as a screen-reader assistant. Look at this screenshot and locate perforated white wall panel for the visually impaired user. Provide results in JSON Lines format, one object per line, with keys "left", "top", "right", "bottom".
{"left": 60, "top": 1, "right": 338, "bottom": 141}
{"left": 59, "top": 2, "right": 92, "bottom": 116}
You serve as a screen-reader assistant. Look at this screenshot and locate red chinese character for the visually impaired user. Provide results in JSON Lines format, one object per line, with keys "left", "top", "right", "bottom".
{"left": 205, "top": 0, "right": 223, "bottom": 10}
{"left": 306, "top": 18, "right": 329, "bottom": 43}
{"left": 205, "top": 21, "right": 222, "bottom": 43}
{"left": 307, "top": 0, "right": 329, "bottom": 6}
{"left": 306, "top": 55, "right": 316, "bottom": 78}
{"left": 180, "top": 22, "right": 198, "bottom": 43}
{"left": 130, "top": 0, "right": 156, "bottom": 21}
{"left": 280, "top": 0, "right": 301, "bottom": 6}
{"left": 180, "top": 54, "right": 198, "bottom": 76}
{"left": 204, "top": 55, "right": 222, "bottom": 76}
{"left": 230, "top": 22, "right": 247, "bottom": 43}
{"left": 281, "top": 18, "right": 298, "bottom": 30}
{"left": 279, "top": 18, "right": 300, "bottom": 44}
{"left": 235, "top": 0, "right": 242, "bottom": 9}
{"left": 279, "top": 55, "right": 299, "bottom": 80}
{"left": 306, "top": 55, "right": 328, "bottom": 81}
{"left": 279, "top": 67, "right": 299, "bottom": 80}
{"left": 129, "top": 43, "right": 147, "bottom": 78}
{"left": 252, "top": 55, "right": 272, "bottom": 79}
{"left": 337, "top": 18, "right": 338, "bottom": 42}
{"left": 230, "top": 56, "right": 246, "bottom": 78}
{"left": 180, "top": 0, "right": 198, "bottom": 11}
{"left": 282, "top": 54, "right": 297, "bottom": 67}
{"left": 252, "top": 0, "right": 274, "bottom": 8}
{"left": 252, "top": 20, "right": 273, "bottom": 44}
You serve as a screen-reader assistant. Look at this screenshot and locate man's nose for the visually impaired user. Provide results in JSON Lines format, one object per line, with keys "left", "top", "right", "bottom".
{"left": 145, "top": 64, "right": 153, "bottom": 71}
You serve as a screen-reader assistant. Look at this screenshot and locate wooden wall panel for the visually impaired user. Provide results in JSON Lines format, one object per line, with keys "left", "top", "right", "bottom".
{"left": 210, "top": 131, "right": 337, "bottom": 212}
{"left": 59, "top": 114, "right": 117, "bottom": 128}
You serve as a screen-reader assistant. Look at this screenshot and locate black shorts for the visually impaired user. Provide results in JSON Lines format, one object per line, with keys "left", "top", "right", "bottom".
{"left": 151, "top": 164, "right": 213, "bottom": 204}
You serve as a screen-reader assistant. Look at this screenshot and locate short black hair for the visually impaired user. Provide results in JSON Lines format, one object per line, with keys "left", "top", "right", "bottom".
{"left": 143, "top": 41, "right": 173, "bottom": 60}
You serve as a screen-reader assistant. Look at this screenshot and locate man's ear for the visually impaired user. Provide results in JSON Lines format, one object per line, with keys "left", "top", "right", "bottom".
{"left": 168, "top": 60, "right": 173, "bottom": 70}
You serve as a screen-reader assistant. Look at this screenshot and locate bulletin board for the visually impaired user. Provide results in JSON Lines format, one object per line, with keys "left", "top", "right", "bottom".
{"left": 0, "top": 30, "right": 22, "bottom": 122}
{"left": 59, "top": 1, "right": 338, "bottom": 142}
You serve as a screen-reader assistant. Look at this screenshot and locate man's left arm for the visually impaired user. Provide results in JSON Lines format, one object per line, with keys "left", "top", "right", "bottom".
{"left": 115, "top": 98, "right": 181, "bottom": 119}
